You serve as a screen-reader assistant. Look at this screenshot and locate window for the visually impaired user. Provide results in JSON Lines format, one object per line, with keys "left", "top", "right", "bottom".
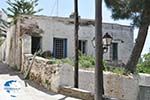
{"left": 31, "top": 36, "right": 42, "bottom": 54}
{"left": 79, "top": 40, "right": 87, "bottom": 54}
{"left": 112, "top": 43, "right": 118, "bottom": 61}
{"left": 53, "top": 38, "right": 67, "bottom": 59}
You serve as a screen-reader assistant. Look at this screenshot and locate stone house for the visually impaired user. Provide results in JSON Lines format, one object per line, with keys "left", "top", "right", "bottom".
{"left": 2, "top": 15, "right": 134, "bottom": 67}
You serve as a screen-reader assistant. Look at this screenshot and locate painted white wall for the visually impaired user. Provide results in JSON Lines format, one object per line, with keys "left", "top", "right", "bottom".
{"left": 22, "top": 34, "right": 31, "bottom": 54}
{"left": 139, "top": 73, "right": 150, "bottom": 86}
{"left": 58, "top": 65, "right": 150, "bottom": 100}
{"left": 5, "top": 26, "right": 16, "bottom": 66}
{"left": 0, "top": 40, "right": 6, "bottom": 62}
{"left": 58, "top": 64, "right": 141, "bottom": 100}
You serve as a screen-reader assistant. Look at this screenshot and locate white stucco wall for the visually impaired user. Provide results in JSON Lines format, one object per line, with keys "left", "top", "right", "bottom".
{"left": 5, "top": 25, "right": 16, "bottom": 66}
{"left": 59, "top": 65, "right": 140, "bottom": 100}
{"left": 59, "top": 65, "right": 150, "bottom": 100}
{"left": 22, "top": 34, "right": 31, "bottom": 54}
{"left": 139, "top": 73, "right": 150, "bottom": 86}
{"left": 0, "top": 40, "right": 6, "bottom": 62}
{"left": 18, "top": 15, "right": 134, "bottom": 64}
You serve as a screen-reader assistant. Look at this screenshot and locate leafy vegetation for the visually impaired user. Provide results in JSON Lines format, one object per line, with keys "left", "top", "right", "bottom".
{"left": 47, "top": 54, "right": 126, "bottom": 75}
{"left": 3, "top": 0, "right": 43, "bottom": 24}
{"left": 39, "top": 52, "right": 150, "bottom": 74}
{"left": 104, "top": 66, "right": 125, "bottom": 75}
{"left": 0, "top": 0, "right": 42, "bottom": 34}
{"left": 79, "top": 53, "right": 95, "bottom": 68}
{"left": 137, "top": 53, "right": 150, "bottom": 74}
{"left": 61, "top": 58, "right": 73, "bottom": 65}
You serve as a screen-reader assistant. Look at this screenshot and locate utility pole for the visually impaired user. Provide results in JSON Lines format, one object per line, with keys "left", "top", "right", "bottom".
{"left": 74, "top": 0, "right": 79, "bottom": 88}
{"left": 95, "top": 0, "right": 104, "bottom": 100}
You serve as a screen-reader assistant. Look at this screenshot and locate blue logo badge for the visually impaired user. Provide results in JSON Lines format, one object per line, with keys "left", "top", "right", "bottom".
{"left": 3, "top": 80, "right": 21, "bottom": 98}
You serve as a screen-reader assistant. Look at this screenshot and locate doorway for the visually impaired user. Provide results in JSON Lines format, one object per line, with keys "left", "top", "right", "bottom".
{"left": 31, "top": 36, "right": 41, "bottom": 54}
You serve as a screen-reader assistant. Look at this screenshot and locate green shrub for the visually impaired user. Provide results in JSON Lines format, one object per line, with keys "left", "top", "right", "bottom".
{"left": 47, "top": 53, "right": 127, "bottom": 75}
{"left": 79, "top": 60, "right": 93, "bottom": 68}
{"left": 47, "top": 58, "right": 62, "bottom": 64}
{"left": 61, "top": 58, "right": 73, "bottom": 65}
{"left": 79, "top": 53, "right": 95, "bottom": 68}
{"left": 49, "top": 58, "right": 73, "bottom": 65}
{"left": 104, "top": 66, "right": 125, "bottom": 75}
{"left": 137, "top": 64, "right": 150, "bottom": 74}
{"left": 53, "top": 59, "right": 62, "bottom": 64}
{"left": 137, "top": 53, "right": 150, "bottom": 74}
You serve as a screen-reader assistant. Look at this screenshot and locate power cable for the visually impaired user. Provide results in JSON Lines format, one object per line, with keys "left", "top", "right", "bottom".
{"left": 50, "top": 0, "right": 57, "bottom": 16}
{"left": 50, "top": 0, "right": 59, "bottom": 16}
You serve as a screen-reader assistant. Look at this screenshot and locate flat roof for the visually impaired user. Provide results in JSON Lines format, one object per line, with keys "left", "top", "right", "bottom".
{"left": 20, "top": 15, "right": 132, "bottom": 28}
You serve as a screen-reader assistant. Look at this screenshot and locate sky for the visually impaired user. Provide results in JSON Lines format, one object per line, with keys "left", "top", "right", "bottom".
{"left": 0, "top": 0, "right": 149, "bottom": 54}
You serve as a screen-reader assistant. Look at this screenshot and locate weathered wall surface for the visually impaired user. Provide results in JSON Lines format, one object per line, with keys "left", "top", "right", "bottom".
{"left": 22, "top": 54, "right": 60, "bottom": 92}
{"left": 0, "top": 40, "right": 6, "bottom": 62}
{"left": 20, "top": 15, "right": 133, "bottom": 64}
{"left": 21, "top": 54, "right": 150, "bottom": 100}
{"left": 139, "top": 73, "right": 150, "bottom": 86}
{"left": 60, "top": 69, "right": 139, "bottom": 100}
{"left": 60, "top": 69, "right": 150, "bottom": 100}
{"left": 22, "top": 34, "right": 31, "bottom": 54}
{"left": 5, "top": 25, "right": 17, "bottom": 66}
{"left": 22, "top": 54, "right": 76, "bottom": 92}
{"left": 3, "top": 16, "right": 43, "bottom": 68}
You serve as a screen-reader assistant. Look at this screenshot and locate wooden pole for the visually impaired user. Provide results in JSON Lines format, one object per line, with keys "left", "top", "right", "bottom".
{"left": 95, "top": 0, "right": 104, "bottom": 100}
{"left": 74, "top": 0, "right": 79, "bottom": 88}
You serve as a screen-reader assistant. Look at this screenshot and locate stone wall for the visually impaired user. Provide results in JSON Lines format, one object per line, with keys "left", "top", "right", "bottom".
{"left": 22, "top": 54, "right": 76, "bottom": 92}
{"left": 22, "top": 54, "right": 60, "bottom": 92}
{"left": 22, "top": 54, "right": 150, "bottom": 100}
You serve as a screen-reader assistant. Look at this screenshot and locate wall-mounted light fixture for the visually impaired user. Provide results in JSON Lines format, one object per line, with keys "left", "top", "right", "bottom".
{"left": 92, "top": 32, "right": 113, "bottom": 53}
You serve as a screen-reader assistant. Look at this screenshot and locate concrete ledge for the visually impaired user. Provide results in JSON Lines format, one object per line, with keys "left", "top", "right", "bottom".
{"left": 139, "top": 73, "right": 150, "bottom": 86}
{"left": 58, "top": 86, "right": 94, "bottom": 100}
{"left": 58, "top": 86, "right": 123, "bottom": 100}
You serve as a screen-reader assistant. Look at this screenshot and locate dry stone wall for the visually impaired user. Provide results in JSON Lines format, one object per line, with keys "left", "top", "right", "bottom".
{"left": 22, "top": 54, "right": 150, "bottom": 100}
{"left": 22, "top": 54, "right": 61, "bottom": 92}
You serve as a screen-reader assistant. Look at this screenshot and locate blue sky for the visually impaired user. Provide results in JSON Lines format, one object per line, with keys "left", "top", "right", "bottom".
{"left": 0, "top": 0, "right": 149, "bottom": 54}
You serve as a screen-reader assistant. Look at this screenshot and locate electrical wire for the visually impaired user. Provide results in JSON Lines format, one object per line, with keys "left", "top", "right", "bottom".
{"left": 50, "top": 0, "right": 59, "bottom": 16}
